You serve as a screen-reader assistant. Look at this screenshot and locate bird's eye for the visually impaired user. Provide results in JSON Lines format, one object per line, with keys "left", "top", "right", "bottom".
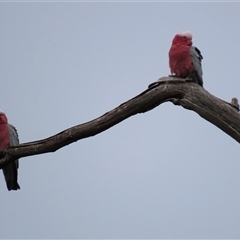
{"left": 183, "top": 36, "right": 187, "bottom": 39}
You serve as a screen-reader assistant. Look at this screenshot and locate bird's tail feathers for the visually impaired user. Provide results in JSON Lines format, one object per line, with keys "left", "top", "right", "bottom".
{"left": 6, "top": 181, "right": 20, "bottom": 191}
{"left": 191, "top": 71, "right": 203, "bottom": 87}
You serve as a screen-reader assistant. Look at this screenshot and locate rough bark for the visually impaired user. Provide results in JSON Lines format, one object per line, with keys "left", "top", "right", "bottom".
{"left": 0, "top": 76, "right": 239, "bottom": 168}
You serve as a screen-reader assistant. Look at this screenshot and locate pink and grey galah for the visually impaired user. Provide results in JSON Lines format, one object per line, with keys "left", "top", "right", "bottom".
{"left": 0, "top": 110, "right": 20, "bottom": 191}
{"left": 169, "top": 31, "right": 203, "bottom": 87}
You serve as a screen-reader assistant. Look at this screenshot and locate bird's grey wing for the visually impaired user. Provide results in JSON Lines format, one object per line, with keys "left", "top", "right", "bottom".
{"left": 8, "top": 124, "right": 19, "bottom": 146}
{"left": 8, "top": 124, "right": 19, "bottom": 168}
{"left": 190, "top": 46, "right": 203, "bottom": 86}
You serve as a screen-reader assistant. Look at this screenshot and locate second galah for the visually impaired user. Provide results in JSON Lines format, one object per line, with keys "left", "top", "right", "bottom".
{"left": 0, "top": 111, "right": 20, "bottom": 191}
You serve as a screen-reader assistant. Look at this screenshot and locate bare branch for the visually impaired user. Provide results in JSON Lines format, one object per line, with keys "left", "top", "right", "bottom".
{"left": 0, "top": 76, "right": 239, "bottom": 168}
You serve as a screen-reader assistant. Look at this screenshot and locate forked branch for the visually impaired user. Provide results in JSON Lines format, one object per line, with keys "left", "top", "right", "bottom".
{"left": 0, "top": 76, "right": 239, "bottom": 168}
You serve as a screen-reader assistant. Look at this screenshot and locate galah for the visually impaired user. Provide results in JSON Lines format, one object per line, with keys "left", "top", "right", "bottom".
{"left": 0, "top": 111, "right": 20, "bottom": 191}
{"left": 169, "top": 31, "right": 203, "bottom": 87}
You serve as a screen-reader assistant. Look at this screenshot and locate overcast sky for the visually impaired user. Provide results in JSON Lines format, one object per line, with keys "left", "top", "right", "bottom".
{"left": 0, "top": 1, "right": 240, "bottom": 239}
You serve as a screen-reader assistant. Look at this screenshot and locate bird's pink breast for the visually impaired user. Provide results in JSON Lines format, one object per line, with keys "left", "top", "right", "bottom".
{"left": 169, "top": 44, "right": 194, "bottom": 77}
{"left": 0, "top": 124, "right": 10, "bottom": 151}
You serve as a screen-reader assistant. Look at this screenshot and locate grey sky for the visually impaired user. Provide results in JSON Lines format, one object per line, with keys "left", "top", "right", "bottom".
{"left": 0, "top": 2, "right": 240, "bottom": 239}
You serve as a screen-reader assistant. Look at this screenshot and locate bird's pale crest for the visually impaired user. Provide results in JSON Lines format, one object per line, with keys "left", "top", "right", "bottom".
{"left": 178, "top": 31, "right": 192, "bottom": 40}
{"left": 0, "top": 110, "right": 6, "bottom": 115}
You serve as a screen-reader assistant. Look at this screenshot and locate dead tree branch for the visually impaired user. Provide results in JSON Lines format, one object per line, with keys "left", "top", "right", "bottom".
{"left": 0, "top": 76, "right": 239, "bottom": 168}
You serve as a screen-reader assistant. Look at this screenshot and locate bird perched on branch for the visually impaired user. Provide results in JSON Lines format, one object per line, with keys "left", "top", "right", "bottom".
{"left": 0, "top": 111, "right": 20, "bottom": 191}
{"left": 169, "top": 31, "right": 203, "bottom": 87}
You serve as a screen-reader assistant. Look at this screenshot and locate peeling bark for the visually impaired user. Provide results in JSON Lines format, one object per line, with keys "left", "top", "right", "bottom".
{"left": 0, "top": 76, "right": 239, "bottom": 168}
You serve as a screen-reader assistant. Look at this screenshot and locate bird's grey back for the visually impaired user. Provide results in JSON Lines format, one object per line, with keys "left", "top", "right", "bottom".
{"left": 190, "top": 46, "right": 203, "bottom": 86}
